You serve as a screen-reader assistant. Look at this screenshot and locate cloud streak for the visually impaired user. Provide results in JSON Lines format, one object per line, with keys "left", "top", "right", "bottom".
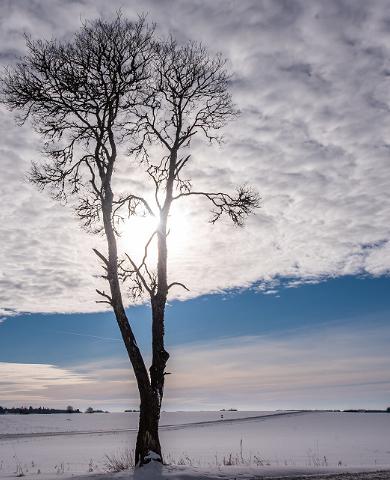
{"left": 1, "top": 323, "right": 388, "bottom": 410}
{"left": 0, "top": 362, "right": 92, "bottom": 402}
{"left": 164, "top": 323, "right": 390, "bottom": 410}
{"left": 0, "top": 0, "right": 390, "bottom": 314}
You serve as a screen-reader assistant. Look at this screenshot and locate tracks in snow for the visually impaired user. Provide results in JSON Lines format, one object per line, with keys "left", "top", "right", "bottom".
{"left": 0, "top": 410, "right": 306, "bottom": 441}
{"left": 162, "top": 410, "right": 306, "bottom": 431}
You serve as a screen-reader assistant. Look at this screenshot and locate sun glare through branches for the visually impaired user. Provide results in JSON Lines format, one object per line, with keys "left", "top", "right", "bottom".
{"left": 118, "top": 207, "right": 192, "bottom": 269}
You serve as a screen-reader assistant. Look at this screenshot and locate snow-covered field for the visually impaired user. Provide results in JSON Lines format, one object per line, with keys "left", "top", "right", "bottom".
{"left": 0, "top": 411, "right": 389, "bottom": 479}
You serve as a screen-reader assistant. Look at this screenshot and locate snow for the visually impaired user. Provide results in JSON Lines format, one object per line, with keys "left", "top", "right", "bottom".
{"left": 0, "top": 410, "right": 269, "bottom": 435}
{"left": 0, "top": 411, "right": 389, "bottom": 479}
{"left": 73, "top": 466, "right": 390, "bottom": 480}
{"left": 144, "top": 451, "right": 162, "bottom": 463}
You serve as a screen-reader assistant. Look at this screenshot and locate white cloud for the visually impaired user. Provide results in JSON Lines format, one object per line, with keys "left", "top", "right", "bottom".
{"left": 0, "top": 0, "right": 390, "bottom": 314}
{"left": 0, "top": 308, "right": 19, "bottom": 324}
{"left": 0, "top": 308, "right": 18, "bottom": 317}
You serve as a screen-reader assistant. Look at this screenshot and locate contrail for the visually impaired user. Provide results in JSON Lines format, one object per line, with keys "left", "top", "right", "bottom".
{"left": 51, "top": 330, "right": 121, "bottom": 342}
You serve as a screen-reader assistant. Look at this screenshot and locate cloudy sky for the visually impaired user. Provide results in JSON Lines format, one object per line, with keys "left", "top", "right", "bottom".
{"left": 0, "top": 0, "right": 389, "bottom": 411}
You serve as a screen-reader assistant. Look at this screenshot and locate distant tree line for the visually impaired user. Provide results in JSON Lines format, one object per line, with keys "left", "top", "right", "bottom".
{"left": 297, "top": 408, "right": 390, "bottom": 413}
{"left": 343, "top": 408, "right": 390, "bottom": 413}
{"left": 0, "top": 405, "right": 81, "bottom": 415}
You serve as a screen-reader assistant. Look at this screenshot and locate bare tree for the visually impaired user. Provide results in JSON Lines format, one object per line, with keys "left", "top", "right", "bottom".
{"left": 1, "top": 17, "right": 259, "bottom": 466}
{"left": 118, "top": 37, "right": 260, "bottom": 460}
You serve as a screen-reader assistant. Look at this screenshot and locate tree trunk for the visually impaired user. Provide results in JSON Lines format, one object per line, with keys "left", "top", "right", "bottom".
{"left": 135, "top": 390, "right": 162, "bottom": 465}
{"left": 132, "top": 295, "right": 169, "bottom": 466}
{"left": 149, "top": 215, "right": 170, "bottom": 409}
{"left": 136, "top": 210, "right": 170, "bottom": 465}
{"left": 150, "top": 295, "right": 170, "bottom": 405}
{"left": 137, "top": 151, "right": 176, "bottom": 464}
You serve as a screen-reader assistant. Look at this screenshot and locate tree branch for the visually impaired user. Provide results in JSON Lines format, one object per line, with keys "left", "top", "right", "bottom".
{"left": 173, "top": 185, "right": 261, "bottom": 226}
{"left": 167, "top": 282, "right": 189, "bottom": 292}
{"left": 92, "top": 248, "right": 109, "bottom": 266}
{"left": 96, "top": 289, "right": 113, "bottom": 305}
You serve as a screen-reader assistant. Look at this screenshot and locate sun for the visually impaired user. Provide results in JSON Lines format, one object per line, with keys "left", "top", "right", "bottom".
{"left": 118, "top": 214, "right": 159, "bottom": 265}
{"left": 117, "top": 205, "right": 192, "bottom": 267}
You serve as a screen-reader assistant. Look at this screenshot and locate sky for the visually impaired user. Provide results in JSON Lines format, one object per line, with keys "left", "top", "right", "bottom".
{"left": 0, "top": 0, "right": 389, "bottom": 411}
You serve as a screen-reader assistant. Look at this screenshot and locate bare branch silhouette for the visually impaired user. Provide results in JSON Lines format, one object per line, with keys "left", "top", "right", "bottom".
{"left": 1, "top": 15, "right": 259, "bottom": 467}
{"left": 119, "top": 38, "right": 260, "bottom": 425}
